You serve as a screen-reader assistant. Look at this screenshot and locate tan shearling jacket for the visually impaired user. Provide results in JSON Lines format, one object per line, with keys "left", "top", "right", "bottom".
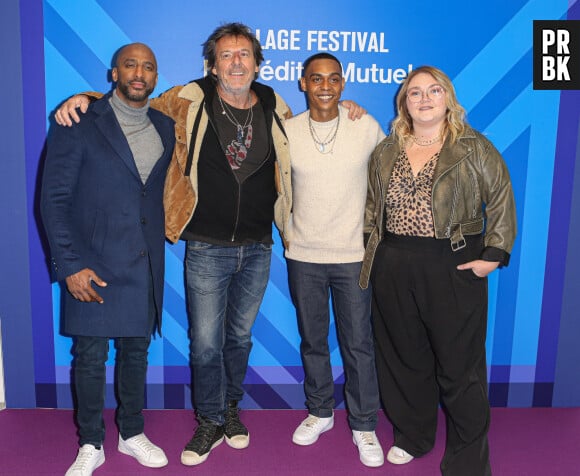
{"left": 151, "top": 80, "right": 293, "bottom": 244}
{"left": 360, "top": 126, "right": 516, "bottom": 289}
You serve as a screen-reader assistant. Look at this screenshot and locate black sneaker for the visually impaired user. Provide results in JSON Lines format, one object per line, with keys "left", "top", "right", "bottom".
{"left": 180, "top": 417, "right": 224, "bottom": 466}
{"left": 224, "top": 400, "right": 250, "bottom": 449}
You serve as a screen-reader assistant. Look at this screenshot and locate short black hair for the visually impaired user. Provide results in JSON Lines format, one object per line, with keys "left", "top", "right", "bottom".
{"left": 202, "top": 22, "right": 263, "bottom": 70}
{"left": 302, "top": 53, "right": 342, "bottom": 76}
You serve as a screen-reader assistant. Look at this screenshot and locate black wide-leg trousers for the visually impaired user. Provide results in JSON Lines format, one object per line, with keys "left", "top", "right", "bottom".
{"left": 371, "top": 233, "right": 491, "bottom": 476}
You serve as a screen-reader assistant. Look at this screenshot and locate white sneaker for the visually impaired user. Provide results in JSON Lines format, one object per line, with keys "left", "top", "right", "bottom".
{"left": 292, "top": 414, "right": 334, "bottom": 446}
{"left": 352, "top": 430, "right": 384, "bottom": 467}
{"left": 118, "top": 433, "right": 168, "bottom": 468}
{"left": 386, "top": 445, "right": 414, "bottom": 465}
{"left": 65, "top": 444, "right": 105, "bottom": 476}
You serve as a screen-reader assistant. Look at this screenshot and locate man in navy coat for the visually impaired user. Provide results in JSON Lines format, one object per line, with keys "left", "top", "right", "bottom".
{"left": 41, "top": 43, "right": 175, "bottom": 476}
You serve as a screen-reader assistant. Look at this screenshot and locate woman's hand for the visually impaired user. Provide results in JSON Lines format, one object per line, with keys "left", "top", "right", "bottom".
{"left": 457, "top": 260, "right": 499, "bottom": 278}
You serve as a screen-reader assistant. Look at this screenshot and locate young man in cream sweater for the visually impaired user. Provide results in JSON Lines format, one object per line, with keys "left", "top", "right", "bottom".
{"left": 285, "top": 53, "right": 386, "bottom": 467}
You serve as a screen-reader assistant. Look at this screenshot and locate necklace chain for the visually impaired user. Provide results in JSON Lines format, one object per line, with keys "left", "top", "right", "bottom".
{"left": 411, "top": 134, "right": 441, "bottom": 147}
{"left": 308, "top": 114, "right": 340, "bottom": 154}
{"left": 218, "top": 93, "right": 253, "bottom": 142}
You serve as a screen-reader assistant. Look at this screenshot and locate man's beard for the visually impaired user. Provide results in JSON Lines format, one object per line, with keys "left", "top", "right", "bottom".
{"left": 118, "top": 80, "right": 154, "bottom": 103}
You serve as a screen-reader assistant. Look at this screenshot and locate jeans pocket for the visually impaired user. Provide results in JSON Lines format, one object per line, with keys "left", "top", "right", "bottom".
{"left": 258, "top": 242, "right": 273, "bottom": 251}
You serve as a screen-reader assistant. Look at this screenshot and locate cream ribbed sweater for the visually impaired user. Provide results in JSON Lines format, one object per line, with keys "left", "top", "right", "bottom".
{"left": 285, "top": 105, "right": 385, "bottom": 264}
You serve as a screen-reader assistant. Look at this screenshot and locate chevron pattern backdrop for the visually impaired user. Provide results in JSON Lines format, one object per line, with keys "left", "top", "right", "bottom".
{"left": 18, "top": 0, "right": 579, "bottom": 409}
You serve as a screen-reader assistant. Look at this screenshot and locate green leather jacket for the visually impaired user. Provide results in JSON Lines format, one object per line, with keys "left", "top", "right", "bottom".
{"left": 359, "top": 126, "right": 516, "bottom": 289}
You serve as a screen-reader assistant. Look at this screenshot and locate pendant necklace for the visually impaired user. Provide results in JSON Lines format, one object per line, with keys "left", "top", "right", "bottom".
{"left": 218, "top": 93, "right": 253, "bottom": 142}
{"left": 309, "top": 113, "right": 340, "bottom": 154}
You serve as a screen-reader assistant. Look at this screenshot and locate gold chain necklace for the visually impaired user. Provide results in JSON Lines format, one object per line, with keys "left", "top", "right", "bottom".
{"left": 411, "top": 134, "right": 441, "bottom": 147}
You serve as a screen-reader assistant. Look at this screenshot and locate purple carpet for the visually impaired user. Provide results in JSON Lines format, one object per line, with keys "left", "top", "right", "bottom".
{"left": 0, "top": 408, "right": 578, "bottom": 475}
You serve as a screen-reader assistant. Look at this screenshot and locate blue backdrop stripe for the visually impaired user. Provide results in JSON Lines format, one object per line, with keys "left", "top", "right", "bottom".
{"left": 46, "top": 0, "right": 130, "bottom": 65}
{"left": 2, "top": 0, "right": 38, "bottom": 409}
{"left": 252, "top": 313, "right": 302, "bottom": 365}
{"left": 453, "top": 0, "right": 565, "bottom": 112}
{"left": 250, "top": 340, "right": 284, "bottom": 368}
{"left": 259, "top": 287, "right": 299, "bottom": 340}
{"left": 553, "top": 95, "right": 580, "bottom": 405}
{"left": 268, "top": 249, "right": 292, "bottom": 301}
{"left": 43, "top": 4, "right": 108, "bottom": 89}
{"left": 536, "top": 87, "right": 580, "bottom": 387}
{"left": 469, "top": 53, "right": 531, "bottom": 132}
{"left": 511, "top": 92, "right": 560, "bottom": 365}
{"left": 43, "top": 41, "right": 92, "bottom": 125}
{"left": 249, "top": 366, "right": 301, "bottom": 385}
{"left": 164, "top": 244, "right": 186, "bottom": 298}
{"left": 244, "top": 367, "right": 293, "bottom": 408}
{"left": 159, "top": 313, "right": 189, "bottom": 361}
{"left": 10, "top": 0, "right": 573, "bottom": 409}
{"left": 488, "top": 133, "right": 529, "bottom": 393}
{"left": 20, "top": 0, "right": 57, "bottom": 407}
{"left": 162, "top": 287, "right": 188, "bottom": 336}
{"left": 163, "top": 339, "right": 188, "bottom": 369}
{"left": 147, "top": 333, "right": 164, "bottom": 369}
{"left": 46, "top": 0, "right": 172, "bottom": 101}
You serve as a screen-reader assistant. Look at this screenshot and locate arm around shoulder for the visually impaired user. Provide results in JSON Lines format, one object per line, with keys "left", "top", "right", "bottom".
{"left": 150, "top": 85, "right": 188, "bottom": 119}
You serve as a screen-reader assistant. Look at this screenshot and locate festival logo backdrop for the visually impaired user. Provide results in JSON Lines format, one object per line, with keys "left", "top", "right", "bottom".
{"left": 32, "top": 0, "right": 580, "bottom": 409}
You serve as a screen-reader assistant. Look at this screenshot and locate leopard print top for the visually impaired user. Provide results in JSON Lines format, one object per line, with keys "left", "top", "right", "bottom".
{"left": 385, "top": 149, "right": 439, "bottom": 237}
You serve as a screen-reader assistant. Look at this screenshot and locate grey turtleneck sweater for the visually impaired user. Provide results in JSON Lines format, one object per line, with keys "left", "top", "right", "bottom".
{"left": 109, "top": 90, "right": 164, "bottom": 184}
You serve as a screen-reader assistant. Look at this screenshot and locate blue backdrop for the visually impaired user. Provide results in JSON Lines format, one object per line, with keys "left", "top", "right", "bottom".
{"left": 2, "top": 0, "right": 580, "bottom": 409}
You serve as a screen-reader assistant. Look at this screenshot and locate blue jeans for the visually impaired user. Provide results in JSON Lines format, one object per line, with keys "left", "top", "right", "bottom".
{"left": 287, "top": 259, "right": 379, "bottom": 431}
{"left": 73, "top": 335, "right": 151, "bottom": 446}
{"left": 185, "top": 240, "right": 272, "bottom": 424}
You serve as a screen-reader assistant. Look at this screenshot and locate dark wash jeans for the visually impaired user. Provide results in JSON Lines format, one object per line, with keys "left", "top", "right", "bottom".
{"left": 185, "top": 240, "right": 272, "bottom": 424}
{"left": 73, "top": 335, "right": 151, "bottom": 446}
{"left": 287, "top": 259, "right": 379, "bottom": 431}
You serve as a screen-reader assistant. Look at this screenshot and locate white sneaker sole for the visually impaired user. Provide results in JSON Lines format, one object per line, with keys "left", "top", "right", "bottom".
{"left": 292, "top": 419, "right": 334, "bottom": 446}
{"left": 180, "top": 436, "right": 224, "bottom": 466}
{"left": 117, "top": 436, "right": 168, "bottom": 468}
{"left": 386, "top": 446, "right": 414, "bottom": 465}
{"left": 65, "top": 450, "right": 105, "bottom": 476}
{"left": 225, "top": 433, "right": 250, "bottom": 449}
{"left": 353, "top": 438, "right": 384, "bottom": 467}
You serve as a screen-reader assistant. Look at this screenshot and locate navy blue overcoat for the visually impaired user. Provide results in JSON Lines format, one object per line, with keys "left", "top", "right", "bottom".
{"left": 41, "top": 93, "right": 175, "bottom": 337}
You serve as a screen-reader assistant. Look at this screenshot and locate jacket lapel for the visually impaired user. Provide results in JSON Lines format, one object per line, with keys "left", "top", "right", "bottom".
{"left": 376, "top": 137, "right": 400, "bottom": 188}
{"left": 145, "top": 110, "right": 173, "bottom": 186}
{"left": 93, "top": 96, "right": 142, "bottom": 182}
{"left": 433, "top": 130, "right": 474, "bottom": 183}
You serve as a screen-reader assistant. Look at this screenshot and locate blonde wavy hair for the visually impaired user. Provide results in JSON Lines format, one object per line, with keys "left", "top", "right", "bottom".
{"left": 391, "top": 66, "right": 466, "bottom": 148}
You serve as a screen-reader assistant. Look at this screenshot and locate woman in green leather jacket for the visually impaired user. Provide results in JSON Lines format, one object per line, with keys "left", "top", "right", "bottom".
{"left": 360, "top": 66, "right": 516, "bottom": 476}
